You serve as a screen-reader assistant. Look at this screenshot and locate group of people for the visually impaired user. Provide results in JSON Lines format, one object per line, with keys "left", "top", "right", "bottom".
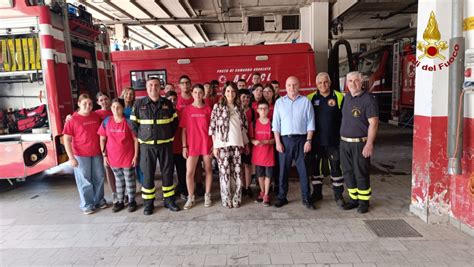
{"left": 63, "top": 70, "right": 379, "bottom": 216}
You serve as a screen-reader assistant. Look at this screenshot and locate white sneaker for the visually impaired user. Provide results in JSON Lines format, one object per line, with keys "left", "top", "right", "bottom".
{"left": 204, "top": 193, "right": 212, "bottom": 207}
{"left": 184, "top": 195, "right": 195, "bottom": 210}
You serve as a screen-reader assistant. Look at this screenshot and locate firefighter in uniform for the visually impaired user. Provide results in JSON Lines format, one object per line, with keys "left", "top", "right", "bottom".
{"left": 340, "top": 71, "right": 379, "bottom": 214}
{"left": 306, "top": 72, "right": 346, "bottom": 207}
{"left": 130, "top": 77, "right": 180, "bottom": 215}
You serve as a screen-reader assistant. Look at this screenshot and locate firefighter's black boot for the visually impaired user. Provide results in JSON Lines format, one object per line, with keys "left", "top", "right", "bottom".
{"left": 143, "top": 200, "right": 154, "bottom": 216}
{"left": 343, "top": 200, "right": 358, "bottom": 210}
{"left": 311, "top": 184, "right": 323, "bottom": 202}
{"left": 164, "top": 197, "right": 180, "bottom": 212}
{"left": 357, "top": 200, "right": 369, "bottom": 214}
{"left": 333, "top": 186, "right": 345, "bottom": 208}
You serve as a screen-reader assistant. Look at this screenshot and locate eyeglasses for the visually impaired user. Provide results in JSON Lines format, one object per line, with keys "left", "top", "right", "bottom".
{"left": 258, "top": 107, "right": 269, "bottom": 110}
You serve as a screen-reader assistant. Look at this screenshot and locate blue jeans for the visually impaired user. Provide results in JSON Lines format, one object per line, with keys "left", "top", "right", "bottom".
{"left": 278, "top": 135, "right": 310, "bottom": 201}
{"left": 74, "top": 155, "right": 106, "bottom": 211}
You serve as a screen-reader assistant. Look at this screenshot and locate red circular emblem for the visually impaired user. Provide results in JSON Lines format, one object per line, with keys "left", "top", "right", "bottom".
{"left": 427, "top": 46, "right": 438, "bottom": 57}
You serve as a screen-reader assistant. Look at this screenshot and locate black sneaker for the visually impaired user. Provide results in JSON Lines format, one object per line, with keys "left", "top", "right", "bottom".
{"left": 128, "top": 201, "right": 137, "bottom": 212}
{"left": 303, "top": 199, "right": 316, "bottom": 210}
{"left": 112, "top": 202, "right": 125, "bottom": 213}
{"left": 343, "top": 202, "right": 359, "bottom": 210}
{"left": 164, "top": 198, "right": 180, "bottom": 212}
{"left": 311, "top": 192, "right": 323, "bottom": 202}
{"left": 246, "top": 187, "right": 254, "bottom": 198}
{"left": 274, "top": 198, "right": 288, "bottom": 208}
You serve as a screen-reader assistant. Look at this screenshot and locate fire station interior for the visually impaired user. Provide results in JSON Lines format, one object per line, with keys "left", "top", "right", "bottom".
{"left": 0, "top": 1, "right": 473, "bottom": 265}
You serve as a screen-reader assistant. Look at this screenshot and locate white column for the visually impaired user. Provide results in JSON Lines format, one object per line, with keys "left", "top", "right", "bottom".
{"left": 300, "top": 1, "right": 329, "bottom": 72}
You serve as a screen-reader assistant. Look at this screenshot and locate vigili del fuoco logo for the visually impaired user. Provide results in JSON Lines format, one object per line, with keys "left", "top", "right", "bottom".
{"left": 416, "top": 11, "right": 459, "bottom": 71}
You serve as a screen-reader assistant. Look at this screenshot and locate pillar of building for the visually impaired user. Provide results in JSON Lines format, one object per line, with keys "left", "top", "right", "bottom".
{"left": 300, "top": 1, "right": 329, "bottom": 72}
{"left": 411, "top": 0, "right": 474, "bottom": 235}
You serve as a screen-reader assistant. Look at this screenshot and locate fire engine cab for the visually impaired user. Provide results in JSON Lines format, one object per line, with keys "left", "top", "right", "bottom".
{"left": 0, "top": 0, "right": 114, "bottom": 180}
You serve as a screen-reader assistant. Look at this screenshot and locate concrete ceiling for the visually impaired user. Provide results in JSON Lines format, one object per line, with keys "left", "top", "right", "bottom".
{"left": 73, "top": 0, "right": 417, "bottom": 49}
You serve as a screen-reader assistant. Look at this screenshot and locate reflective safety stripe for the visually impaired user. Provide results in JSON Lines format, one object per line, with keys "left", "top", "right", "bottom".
{"left": 357, "top": 188, "right": 372, "bottom": 195}
{"left": 156, "top": 113, "right": 177, "bottom": 124}
{"left": 163, "top": 191, "right": 175, "bottom": 198}
{"left": 130, "top": 115, "right": 137, "bottom": 121}
{"left": 138, "top": 137, "right": 175, "bottom": 144}
{"left": 358, "top": 194, "right": 371, "bottom": 200}
{"left": 330, "top": 176, "right": 343, "bottom": 181}
{"left": 347, "top": 188, "right": 358, "bottom": 200}
{"left": 312, "top": 180, "right": 323, "bottom": 185}
{"left": 348, "top": 192, "right": 358, "bottom": 200}
{"left": 142, "top": 193, "right": 155, "bottom": 200}
{"left": 141, "top": 187, "right": 156, "bottom": 193}
{"left": 162, "top": 184, "right": 175, "bottom": 191}
{"left": 137, "top": 119, "right": 154, "bottom": 124}
{"left": 332, "top": 182, "right": 344, "bottom": 187}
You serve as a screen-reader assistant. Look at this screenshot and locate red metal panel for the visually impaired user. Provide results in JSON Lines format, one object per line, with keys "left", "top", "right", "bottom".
{"left": 0, "top": 141, "right": 26, "bottom": 178}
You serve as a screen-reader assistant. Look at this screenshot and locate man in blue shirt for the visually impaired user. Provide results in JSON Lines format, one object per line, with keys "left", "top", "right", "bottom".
{"left": 272, "top": 76, "right": 315, "bottom": 209}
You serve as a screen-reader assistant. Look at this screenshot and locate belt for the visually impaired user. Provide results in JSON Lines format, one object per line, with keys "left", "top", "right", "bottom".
{"left": 282, "top": 134, "right": 306, "bottom": 138}
{"left": 341, "top": 136, "right": 368, "bottom": 143}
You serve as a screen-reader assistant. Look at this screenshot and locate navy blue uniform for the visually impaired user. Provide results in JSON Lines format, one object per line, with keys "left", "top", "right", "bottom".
{"left": 306, "top": 90, "right": 344, "bottom": 202}
{"left": 339, "top": 90, "right": 378, "bottom": 208}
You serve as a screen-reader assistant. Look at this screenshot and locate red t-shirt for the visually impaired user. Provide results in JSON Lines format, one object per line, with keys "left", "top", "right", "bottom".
{"left": 251, "top": 119, "right": 275, "bottom": 167}
{"left": 176, "top": 95, "right": 194, "bottom": 111}
{"left": 179, "top": 105, "right": 213, "bottom": 156}
{"left": 95, "top": 109, "right": 113, "bottom": 121}
{"left": 97, "top": 117, "right": 136, "bottom": 168}
{"left": 62, "top": 112, "right": 101, "bottom": 157}
{"left": 175, "top": 95, "right": 193, "bottom": 153}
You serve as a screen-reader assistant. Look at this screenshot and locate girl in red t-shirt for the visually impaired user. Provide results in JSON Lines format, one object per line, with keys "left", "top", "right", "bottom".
{"left": 93, "top": 92, "right": 117, "bottom": 203}
{"left": 98, "top": 98, "right": 139, "bottom": 213}
{"left": 251, "top": 100, "right": 275, "bottom": 206}
{"left": 63, "top": 94, "right": 107, "bottom": 215}
{"left": 181, "top": 84, "right": 214, "bottom": 209}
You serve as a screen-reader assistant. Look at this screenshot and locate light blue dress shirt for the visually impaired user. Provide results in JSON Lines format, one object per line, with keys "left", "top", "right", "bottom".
{"left": 272, "top": 94, "right": 315, "bottom": 135}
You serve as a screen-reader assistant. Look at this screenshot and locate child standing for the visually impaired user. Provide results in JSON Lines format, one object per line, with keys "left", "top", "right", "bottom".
{"left": 63, "top": 94, "right": 107, "bottom": 215}
{"left": 251, "top": 100, "right": 275, "bottom": 206}
{"left": 98, "top": 99, "right": 139, "bottom": 212}
{"left": 181, "top": 84, "right": 214, "bottom": 209}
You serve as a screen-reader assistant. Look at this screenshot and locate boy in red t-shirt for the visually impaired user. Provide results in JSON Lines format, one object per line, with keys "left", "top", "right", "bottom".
{"left": 181, "top": 84, "right": 214, "bottom": 209}
{"left": 251, "top": 100, "right": 275, "bottom": 206}
{"left": 238, "top": 89, "right": 255, "bottom": 197}
{"left": 98, "top": 98, "right": 139, "bottom": 213}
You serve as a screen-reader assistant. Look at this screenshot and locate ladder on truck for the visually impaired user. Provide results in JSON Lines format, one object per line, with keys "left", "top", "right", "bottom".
{"left": 97, "top": 26, "right": 116, "bottom": 98}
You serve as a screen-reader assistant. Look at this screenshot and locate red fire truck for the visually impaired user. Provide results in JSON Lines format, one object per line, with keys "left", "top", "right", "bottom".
{"left": 112, "top": 43, "right": 316, "bottom": 97}
{"left": 338, "top": 41, "right": 416, "bottom": 123}
{"left": 0, "top": 0, "right": 114, "bottom": 180}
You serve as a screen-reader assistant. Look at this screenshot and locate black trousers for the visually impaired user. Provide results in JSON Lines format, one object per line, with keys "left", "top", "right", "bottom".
{"left": 173, "top": 153, "right": 187, "bottom": 196}
{"left": 306, "top": 145, "right": 344, "bottom": 197}
{"left": 140, "top": 143, "right": 175, "bottom": 206}
{"left": 339, "top": 140, "right": 372, "bottom": 203}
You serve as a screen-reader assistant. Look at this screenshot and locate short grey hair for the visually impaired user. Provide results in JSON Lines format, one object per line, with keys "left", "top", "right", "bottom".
{"left": 316, "top": 72, "right": 331, "bottom": 83}
{"left": 346, "top": 71, "right": 362, "bottom": 80}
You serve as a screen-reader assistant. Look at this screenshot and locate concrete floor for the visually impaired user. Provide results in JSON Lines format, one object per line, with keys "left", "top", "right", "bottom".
{"left": 0, "top": 124, "right": 473, "bottom": 266}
